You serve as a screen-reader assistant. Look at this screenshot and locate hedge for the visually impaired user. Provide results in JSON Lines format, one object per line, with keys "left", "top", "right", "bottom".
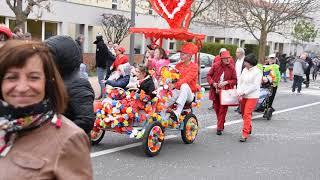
{"left": 201, "top": 42, "right": 238, "bottom": 57}
{"left": 244, "top": 44, "right": 270, "bottom": 59}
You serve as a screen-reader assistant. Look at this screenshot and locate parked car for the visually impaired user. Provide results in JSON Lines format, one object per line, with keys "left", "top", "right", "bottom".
{"left": 169, "top": 52, "right": 215, "bottom": 88}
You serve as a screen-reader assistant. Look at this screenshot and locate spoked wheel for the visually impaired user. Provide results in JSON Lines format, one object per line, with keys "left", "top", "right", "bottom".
{"left": 143, "top": 121, "right": 165, "bottom": 157}
{"left": 181, "top": 114, "right": 199, "bottom": 144}
{"left": 90, "top": 129, "right": 105, "bottom": 145}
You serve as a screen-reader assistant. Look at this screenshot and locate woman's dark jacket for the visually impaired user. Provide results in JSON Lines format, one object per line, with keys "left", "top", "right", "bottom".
{"left": 45, "top": 35, "right": 95, "bottom": 134}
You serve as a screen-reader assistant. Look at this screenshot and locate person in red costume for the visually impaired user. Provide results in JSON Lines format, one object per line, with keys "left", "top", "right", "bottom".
{"left": 166, "top": 42, "right": 199, "bottom": 121}
{"left": 207, "top": 50, "right": 237, "bottom": 135}
{"left": 111, "top": 46, "right": 128, "bottom": 71}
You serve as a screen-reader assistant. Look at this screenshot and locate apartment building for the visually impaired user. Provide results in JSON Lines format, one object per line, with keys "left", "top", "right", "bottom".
{"left": 0, "top": 0, "right": 319, "bottom": 55}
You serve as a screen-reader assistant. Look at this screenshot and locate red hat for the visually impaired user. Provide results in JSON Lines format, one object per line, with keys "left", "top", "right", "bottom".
{"left": 180, "top": 42, "right": 198, "bottom": 55}
{"left": 117, "top": 46, "right": 125, "bottom": 53}
{"left": 0, "top": 25, "right": 13, "bottom": 39}
{"left": 220, "top": 51, "right": 231, "bottom": 59}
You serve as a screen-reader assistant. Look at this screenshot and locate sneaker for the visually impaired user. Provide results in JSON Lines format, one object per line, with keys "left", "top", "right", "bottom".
{"left": 239, "top": 137, "right": 247, "bottom": 142}
{"left": 169, "top": 111, "right": 178, "bottom": 122}
{"left": 216, "top": 130, "right": 222, "bottom": 136}
{"left": 208, "top": 106, "right": 214, "bottom": 110}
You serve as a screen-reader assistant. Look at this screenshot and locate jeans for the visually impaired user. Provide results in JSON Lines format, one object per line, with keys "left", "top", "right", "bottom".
{"left": 281, "top": 71, "right": 287, "bottom": 81}
{"left": 97, "top": 67, "right": 106, "bottom": 98}
{"left": 292, "top": 75, "right": 303, "bottom": 93}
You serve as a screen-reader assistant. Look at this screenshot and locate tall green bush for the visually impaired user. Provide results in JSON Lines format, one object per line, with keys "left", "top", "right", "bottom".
{"left": 244, "top": 44, "right": 270, "bottom": 59}
{"left": 201, "top": 42, "right": 238, "bottom": 57}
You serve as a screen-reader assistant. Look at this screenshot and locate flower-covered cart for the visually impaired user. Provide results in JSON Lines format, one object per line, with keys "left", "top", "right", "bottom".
{"left": 90, "top": 0, "right": 206, "bottom": 156}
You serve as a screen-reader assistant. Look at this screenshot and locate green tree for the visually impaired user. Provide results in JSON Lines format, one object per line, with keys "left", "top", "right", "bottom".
{"left": 223, "top": 0, "right": 317, "bottom": 63}
{"left": 292, "top": 20, "right": 318, "bottom": 50}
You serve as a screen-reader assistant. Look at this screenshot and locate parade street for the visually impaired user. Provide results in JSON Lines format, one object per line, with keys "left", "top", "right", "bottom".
{"left": 89, "top": 78, "right": 320, "bottom": 180}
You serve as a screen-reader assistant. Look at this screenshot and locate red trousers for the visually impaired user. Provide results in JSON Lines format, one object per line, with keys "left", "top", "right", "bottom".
{"left": 240, "top": 98, "right": 258, "bottom": 138}
{"left": 213, "top": 95, "right": 229, "bottom": 131}
{"left": 289, "top": 69, "right": 293, "bottom": 81}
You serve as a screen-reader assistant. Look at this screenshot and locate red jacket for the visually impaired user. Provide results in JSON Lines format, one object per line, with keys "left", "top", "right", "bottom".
{"left": 207, "top": 61, "right": 237, "bottom": 101}
{"left": 112, "top": 55, "right": 128, "bottom": 70}
{"left": 175, "top": 61, "right": 198, "bottom": 92}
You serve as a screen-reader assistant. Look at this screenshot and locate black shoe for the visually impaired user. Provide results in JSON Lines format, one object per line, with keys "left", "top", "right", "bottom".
{"left": 239, "top": 137, "right": 247, "bottom": 142}
{"left": 249, "top": 130, "right": 252, "bottom": 134}
{"left": 216, "top": 130, "right": 222, "bottom": 136}
{"left": 169, "top": 112, "right": 178, "bottom": 122}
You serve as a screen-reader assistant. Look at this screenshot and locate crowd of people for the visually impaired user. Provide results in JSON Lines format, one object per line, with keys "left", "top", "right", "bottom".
{"left": 1, "top": 23, "right": 320, "bottom": 178}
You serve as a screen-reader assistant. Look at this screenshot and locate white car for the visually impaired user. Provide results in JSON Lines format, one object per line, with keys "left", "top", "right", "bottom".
{"left": 169, "top": 52, "right": 215, "bottom": 87}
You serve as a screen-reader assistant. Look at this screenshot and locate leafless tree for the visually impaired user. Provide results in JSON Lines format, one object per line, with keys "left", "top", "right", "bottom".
{"left": 101, "top": 14, "right": 131, "bottom": 45}
{"left": 6, "top": 0, "right": 51, "bottom": 30}
{"left": 223, "top": 0, "right": 318, "bottom": 63}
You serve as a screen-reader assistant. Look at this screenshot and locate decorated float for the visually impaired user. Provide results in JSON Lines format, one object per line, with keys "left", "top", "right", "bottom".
{"left": 91, "top": 0, "right": 206, "bottom": 157}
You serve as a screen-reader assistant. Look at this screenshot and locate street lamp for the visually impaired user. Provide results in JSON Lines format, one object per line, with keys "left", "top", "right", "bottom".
{"left": 129, "top": 0, "right": 136, "bottom": 64}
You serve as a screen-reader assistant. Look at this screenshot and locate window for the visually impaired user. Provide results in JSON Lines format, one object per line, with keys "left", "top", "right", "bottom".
{"left": 112, "top": 0, "right": 117, "bottom": 9}
{"left": 148, "top": 3, "right": 153, "bottom": 15}
{"left": 207, "top": 36, "right": 215, "bottom": 42}
{"left": 27, "top": 20, "right": 42, "bottom": 40}
{"left": 45, "top": 22, "right": 57, "bottom": 39}
{"left": 0, "top": 17, "right": 5, "bottom": 24}
{"left": 169, "top": 42, "right": 175, "bottom": 50}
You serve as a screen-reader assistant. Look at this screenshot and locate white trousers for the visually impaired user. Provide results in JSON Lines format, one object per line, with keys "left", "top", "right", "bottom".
{"left": 166, "top": 83, "right": 194, "bottom": 117}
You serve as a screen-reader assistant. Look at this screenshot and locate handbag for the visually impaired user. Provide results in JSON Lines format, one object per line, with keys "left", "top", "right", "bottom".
{"left": 219, "top": 87, "right": 239, "bottom": 106}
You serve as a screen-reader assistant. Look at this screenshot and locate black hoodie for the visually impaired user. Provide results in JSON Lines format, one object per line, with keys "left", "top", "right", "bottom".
{"left": 45, "top": 35, "right": 95, "bottom": 134}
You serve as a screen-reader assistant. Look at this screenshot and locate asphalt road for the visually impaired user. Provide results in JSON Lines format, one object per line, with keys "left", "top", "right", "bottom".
{"left": 89, "top": 78, "right": 320, "bottom": 180}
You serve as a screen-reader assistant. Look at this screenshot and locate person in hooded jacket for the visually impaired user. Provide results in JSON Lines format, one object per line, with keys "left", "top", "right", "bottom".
{"left": 94, "top": 34, "right": 115, "bottom": 99}
{"left": 45, "top": 35, "right": 95, "bottom": 135}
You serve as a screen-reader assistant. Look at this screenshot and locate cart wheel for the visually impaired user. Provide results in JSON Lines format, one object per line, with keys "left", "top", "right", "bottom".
{"left": 90, "top": 129, "right": 105, "bottom": 145}
{"left": 181, "top": 114, "right": 199, "bottom": 144}
{"left": 266, "top": 108, "right": 273, "bottom": 120}
{"left": 143, "top": 121, "right": 165, "bottom": 157}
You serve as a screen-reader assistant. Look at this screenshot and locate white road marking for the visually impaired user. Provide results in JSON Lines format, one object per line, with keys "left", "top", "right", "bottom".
{"left": 90, "top": 101, "right": 320, "bottom": 158}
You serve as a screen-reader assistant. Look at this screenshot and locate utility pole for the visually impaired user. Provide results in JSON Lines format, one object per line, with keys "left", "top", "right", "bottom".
{"left": 129, "top": 0, "right": 136, "bottom": 64}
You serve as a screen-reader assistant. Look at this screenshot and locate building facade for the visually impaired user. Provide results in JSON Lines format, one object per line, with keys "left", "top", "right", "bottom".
{"left": 0, "top": 0, "right": 319, "bottom": 56}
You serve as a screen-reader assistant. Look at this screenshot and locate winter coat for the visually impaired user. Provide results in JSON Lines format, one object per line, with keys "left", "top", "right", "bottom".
{"left": 266, "top": 64, "right": 281, "bottom": 87}
{"left": 0, "top": 116, "right": 93, "bottom": 180}
{"left": 293, "top": 58, "right": 308, "bottom": 77}
{"left": 64, "top": 77, "right": 95, "bottom": 134}
{"left": 45, "top": 35, "right": 95, "bottom": 134}
{"left": 305, "top": 57, "right": 314, "bottom": 74}
{"left": 139, "top": 75, "right": 156, "bottom": 98}
{"left": 175, "top": 61, "right": 199, "bottom": 93}
{"left": 207, "top": 61, "right": 237, "bottom": 101}
{"left": 106, "top": 75, "right": 130, "bottom": 89}
{"left": 237, "top": 66, "right": 263, "bottom": 99}
{"left": 279, "top": 56, "right": 288, "bottom": 72}
{"left": 93, "top": 36, "right": 115, "bottom": 69}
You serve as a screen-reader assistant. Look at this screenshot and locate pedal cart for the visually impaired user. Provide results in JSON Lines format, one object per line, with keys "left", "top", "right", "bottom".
{"left": 90, "top": 0, "right": 206, "bottom": 156}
